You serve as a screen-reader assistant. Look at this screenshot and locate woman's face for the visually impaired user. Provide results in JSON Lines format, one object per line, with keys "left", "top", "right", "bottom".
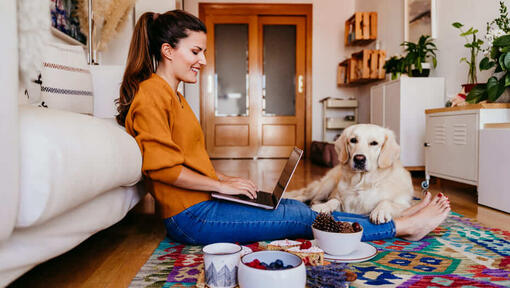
{"left": 171, "top": 30, "right": 207, "bottom": 84}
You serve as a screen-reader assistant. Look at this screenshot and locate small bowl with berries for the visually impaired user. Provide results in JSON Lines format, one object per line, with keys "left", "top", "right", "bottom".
{"left": 311, "top": 212, "right": 363, "bottom": 256}
{"left": 238, "top": 250, "right": 306, "bottom": 288}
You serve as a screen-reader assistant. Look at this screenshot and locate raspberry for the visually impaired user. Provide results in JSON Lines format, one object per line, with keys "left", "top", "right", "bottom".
{"left": 300, "top": 240, "right": 312, "bottom": 249}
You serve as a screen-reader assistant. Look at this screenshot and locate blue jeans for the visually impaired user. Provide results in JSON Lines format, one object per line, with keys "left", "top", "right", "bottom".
{"left": 164, "top": 199, "right": 396, "bottom": 245}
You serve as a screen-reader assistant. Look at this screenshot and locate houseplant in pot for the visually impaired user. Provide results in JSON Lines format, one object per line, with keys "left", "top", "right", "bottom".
{"left": 452, "top": 22, "right": 484, "bottom": 93}
{"left": 401, "top": 35, "right": 438, "bottom": 77}
{"left": 383, "top": 55, "right": 407, "bottom": 80}
{"left": 467, "top": 1, "right": 510, "bottom": 103}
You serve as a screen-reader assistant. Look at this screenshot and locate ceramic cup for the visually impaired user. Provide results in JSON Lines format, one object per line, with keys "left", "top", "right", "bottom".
{"left": 202, "top": 242, "right": 242, "bottom": 288}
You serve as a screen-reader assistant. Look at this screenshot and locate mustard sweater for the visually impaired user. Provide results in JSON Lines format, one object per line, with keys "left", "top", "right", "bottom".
{"left": 125, "top": 74, "right": 216, "bottom": 218}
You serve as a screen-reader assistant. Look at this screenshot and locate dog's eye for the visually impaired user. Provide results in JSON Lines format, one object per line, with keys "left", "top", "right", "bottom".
{"left": 370, "top": 141, "right": 378, "bottom": 146}
{"left": 350, "top": 138, "right": 358, "bottom": 144}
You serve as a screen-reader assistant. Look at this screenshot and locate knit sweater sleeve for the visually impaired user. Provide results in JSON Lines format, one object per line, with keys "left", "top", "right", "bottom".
{"left": 129, "top": 89, "right": 184, "bottom": 184}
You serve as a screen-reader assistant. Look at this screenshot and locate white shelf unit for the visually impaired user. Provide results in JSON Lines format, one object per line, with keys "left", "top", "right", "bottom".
{"left": 370, "top": 77, "right": 445, "bottom": 168}
{"left": 321, "top": 98, "right": 358, "bottom": 142}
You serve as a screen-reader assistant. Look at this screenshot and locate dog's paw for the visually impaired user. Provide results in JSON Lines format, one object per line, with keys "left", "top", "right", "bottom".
{"left": 369, "top": 207, "right": 393, "bottom": 224}
{"left": 311, "top": 203, "right": 334, "bottom": 213}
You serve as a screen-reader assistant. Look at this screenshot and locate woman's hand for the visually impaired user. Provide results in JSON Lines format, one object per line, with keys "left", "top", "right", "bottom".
{"left": 217, "top": 177, "right": 258, "bottom": 199}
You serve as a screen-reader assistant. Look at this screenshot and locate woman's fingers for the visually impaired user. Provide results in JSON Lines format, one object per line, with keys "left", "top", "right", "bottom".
{"left": 230, "top": 177, "right": 258, "bottom": 191}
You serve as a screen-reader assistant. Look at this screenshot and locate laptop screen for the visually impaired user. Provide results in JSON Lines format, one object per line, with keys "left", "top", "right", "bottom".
{"left": 272, "top": 147, "right": 303, "bottom": 202}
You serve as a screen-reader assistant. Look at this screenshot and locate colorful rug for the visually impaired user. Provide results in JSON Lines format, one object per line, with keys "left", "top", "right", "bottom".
{"left": 129, "top": 212, "right": 510, "bottom": 287}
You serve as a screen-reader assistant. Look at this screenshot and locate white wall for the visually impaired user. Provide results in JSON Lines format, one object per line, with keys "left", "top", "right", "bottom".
{"left": 433, "top": 0, "right": 500, "bottom": 101}
{"left": 100, "top": 0, "right": 177, "bottom": 65}
{"left": 184, "top": 0, "right": 356, "bottom": 141}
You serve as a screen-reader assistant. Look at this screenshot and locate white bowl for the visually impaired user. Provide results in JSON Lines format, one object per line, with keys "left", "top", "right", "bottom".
{"left": 238, "top": 250, "right": 306, "bottom": 288}
{"left": 312, "top": 224, "right": 363, "bottom": 256}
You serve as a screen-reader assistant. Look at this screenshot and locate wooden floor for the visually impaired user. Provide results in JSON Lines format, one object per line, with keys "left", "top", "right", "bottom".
{"left": 9, "top": 159, "right": 510, "bottom": 288}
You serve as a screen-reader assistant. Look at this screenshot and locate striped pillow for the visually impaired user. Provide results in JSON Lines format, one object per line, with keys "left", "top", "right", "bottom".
{"left": 40, "top": 43, "right": 93, "bottom": 114}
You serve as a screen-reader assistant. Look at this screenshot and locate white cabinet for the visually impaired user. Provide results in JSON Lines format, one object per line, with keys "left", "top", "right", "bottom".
{"left": 478, "top": 123, "right": 510, "bottom": 212}
{"left": 370, "top": 77, "right": 445, "bottom": 168}
{"left": 425, "top": 104, "right": 510, "bottom": 186}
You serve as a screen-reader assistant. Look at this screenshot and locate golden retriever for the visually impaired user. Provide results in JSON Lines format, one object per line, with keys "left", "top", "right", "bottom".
{"left": 286, "top": 124, "right": 414, "bottom": 224}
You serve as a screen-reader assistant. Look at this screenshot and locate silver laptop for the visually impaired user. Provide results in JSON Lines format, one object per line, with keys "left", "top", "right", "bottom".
{"left": 211, "top": 147, "right": 303, "bottom": 209}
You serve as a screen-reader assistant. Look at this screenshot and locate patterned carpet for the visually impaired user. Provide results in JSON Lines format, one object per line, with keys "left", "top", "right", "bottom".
{"left": 129, "top": 212, "right": 510, "bottom": 287}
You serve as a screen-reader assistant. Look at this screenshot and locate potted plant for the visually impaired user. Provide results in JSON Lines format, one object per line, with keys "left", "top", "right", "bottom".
{"left": 452, "top": 22, "right": 484, "bottom": 93}
{"left": 383, "top": 55, "right": 406, "bottom": 80}
{"left": 401, "top": 35, "right": 438, "bottom": 77}
{"left": 467, "top": 1, "right": 510, "bottom": 103}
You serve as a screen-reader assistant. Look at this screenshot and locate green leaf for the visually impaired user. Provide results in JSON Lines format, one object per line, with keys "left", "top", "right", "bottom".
{"left": 504, "top": 53, "right": 510, "bottom": 70}
{"left": 452, "top": 22, "right": 463, "bottom": 28}
{"left": 487, "top": 76, "right": 505, "bottom": 101}
{"left": 432, "top": 57, "right": 437, "bottom": 68}
{"left": 480, "top": 57, "right": 496, "bottom": 70}
{"left": 500, "top": 53, "right": 506, "bottom": 69}
{"left": 460, "top": 27, "right": 474, "bottom": 36}
{"left": 493, "top": 35, "right": 510, "bottom": 47}
{"left": 465, "top": 43, "right": 473, "bottom": 48}
{"left": 460, "top": 57, "right": 468, "bottom": 64}
{"left": 466, "top": 84, "right": 487, "bottom": 103}
{"left": 505, "top": 73, "right": 510, "bottom": 87}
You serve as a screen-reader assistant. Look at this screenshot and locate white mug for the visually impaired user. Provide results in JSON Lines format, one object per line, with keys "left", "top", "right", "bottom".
{"left": 202, "top": 243, "right": 242, "bottom": 288}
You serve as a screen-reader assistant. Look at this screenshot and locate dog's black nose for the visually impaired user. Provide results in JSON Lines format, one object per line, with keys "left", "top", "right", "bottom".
{"left": 353, "top": 154, "right": 366, "bottom": 167}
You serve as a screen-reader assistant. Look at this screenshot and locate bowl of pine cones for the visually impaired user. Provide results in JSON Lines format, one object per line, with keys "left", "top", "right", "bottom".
{"left": 311, "top": 212, "right": 363, "bottom": 256}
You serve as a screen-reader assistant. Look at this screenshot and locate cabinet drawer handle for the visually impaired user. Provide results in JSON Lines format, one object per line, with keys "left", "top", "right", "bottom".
{"left": 424, "top": 142, "right": 431, "bottom": 147}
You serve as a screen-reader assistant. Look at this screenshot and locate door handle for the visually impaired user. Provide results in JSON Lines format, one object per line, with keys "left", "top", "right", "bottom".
{"left": 298, "top": 75, "right": 304, "bottom": 93}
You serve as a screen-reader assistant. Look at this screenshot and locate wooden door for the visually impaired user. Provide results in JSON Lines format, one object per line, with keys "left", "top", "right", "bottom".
{"left": 202, "top": 15, "right": 259, "bottom": 158}
{"left": 201, "top": 8, "right": 308, "bottom": 158}
{"left": 257, "top": 16, "right": 306, "bottom": 158}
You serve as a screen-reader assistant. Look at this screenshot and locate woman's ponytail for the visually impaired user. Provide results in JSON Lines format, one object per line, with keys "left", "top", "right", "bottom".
{"left": 115, "top": 10, "right": 206, "bottom": 126}
{"left": 115, "top": 12, "right": 156, "bottom": 126}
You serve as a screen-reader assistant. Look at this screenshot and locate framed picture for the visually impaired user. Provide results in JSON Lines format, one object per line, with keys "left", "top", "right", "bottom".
{"left": 404, "top": 0, "right": 437, "bottom": 42}
{"left": 50, "top": 0, "right": 87, "bottom": 45}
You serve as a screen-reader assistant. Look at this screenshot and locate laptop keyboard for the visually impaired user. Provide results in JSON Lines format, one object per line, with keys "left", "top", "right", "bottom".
{"left": 256, "top": 191, "right": 274, "bottom": 204}
{"left": 235, "top": 191, "right": 275, "bottom": 206}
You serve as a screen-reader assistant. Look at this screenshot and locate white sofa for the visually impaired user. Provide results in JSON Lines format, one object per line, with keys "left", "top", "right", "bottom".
{"left": 0, "top": 105, "right": 144, "bottom": 286}
{"left": 0, "top": 2, "right": 144, "bottom": 284}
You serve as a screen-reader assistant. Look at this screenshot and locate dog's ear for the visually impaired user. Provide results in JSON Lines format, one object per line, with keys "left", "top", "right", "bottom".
{"left": 378, "top": 129, "right": 400, "bottom": 169}
{"left": 335, "top": 129, "right": 350, "bottom": 164}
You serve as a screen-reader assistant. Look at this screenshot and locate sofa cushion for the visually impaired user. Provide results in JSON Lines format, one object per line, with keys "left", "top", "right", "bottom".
{"left": 17, "top": 105, "right": 142, "bottom": 227}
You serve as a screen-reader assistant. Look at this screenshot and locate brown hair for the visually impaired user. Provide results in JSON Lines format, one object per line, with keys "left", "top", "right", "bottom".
{"left": 115, "top": 10, "right": 206, "bottom": 126}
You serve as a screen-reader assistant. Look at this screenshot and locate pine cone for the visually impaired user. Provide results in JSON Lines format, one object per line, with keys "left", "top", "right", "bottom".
{"left": 313, "top": 212, "right": 340, "bottom": 232}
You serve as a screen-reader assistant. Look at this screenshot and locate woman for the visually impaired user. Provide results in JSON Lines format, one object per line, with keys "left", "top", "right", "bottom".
{"left": 116, "top": 10, "right": 450, "bottom": 245}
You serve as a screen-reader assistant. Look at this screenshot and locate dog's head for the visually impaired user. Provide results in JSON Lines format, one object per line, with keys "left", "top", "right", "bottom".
{"left": 334, "top": 124, "right": 400, "bottom": 172}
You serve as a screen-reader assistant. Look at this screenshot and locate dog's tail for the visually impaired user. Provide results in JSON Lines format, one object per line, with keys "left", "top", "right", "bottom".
{"left": 285, "top": 166, "right": 341, "bottom": 203}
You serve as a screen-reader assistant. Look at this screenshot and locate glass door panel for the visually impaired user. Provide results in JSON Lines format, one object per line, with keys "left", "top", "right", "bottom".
{"left": 262, "top": 25, "right": 296, "bottom": 116}
{"left": 214, "top": 24, "right": 249, "bottom": 116}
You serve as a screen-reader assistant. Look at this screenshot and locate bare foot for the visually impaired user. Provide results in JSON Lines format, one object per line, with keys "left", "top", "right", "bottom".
{"left": 394, "top": 195, "right": 451, "bottom": 241}
{"left": 400, "top": 191, "right": 432, "bottom": 217}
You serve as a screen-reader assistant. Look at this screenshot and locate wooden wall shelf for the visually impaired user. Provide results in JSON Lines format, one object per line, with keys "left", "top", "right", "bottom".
{"left": 345, "top": 12, "right": 377, "bottom": 46}
{"left": 337, "top": 49, "right": 386, "bottom": 86}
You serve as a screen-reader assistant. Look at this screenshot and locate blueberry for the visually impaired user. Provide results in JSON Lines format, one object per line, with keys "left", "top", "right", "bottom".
{"left": 261, "top": 262, "right": 268, "bottom": 267}
{"left": 269, "top": 262, "right": 277, "bottom": 269}
{"left": 275, "top": 259, "right": 283, "bottom": 267}
{"left": 285, "top": 265, "right": 294, "bottom": 269}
